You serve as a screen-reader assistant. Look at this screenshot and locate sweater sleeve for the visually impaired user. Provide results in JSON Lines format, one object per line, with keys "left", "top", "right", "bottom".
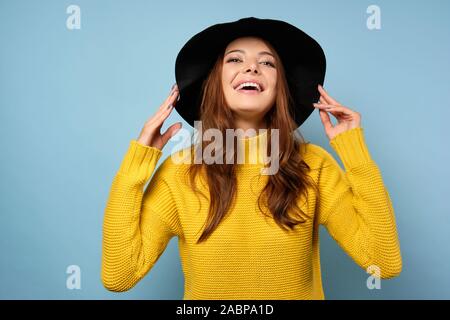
{"left": 101, "top": 140, "right": 180, "bottom": 292}
{"left": 316, "top": 127, "right": 402, "bottom": 279}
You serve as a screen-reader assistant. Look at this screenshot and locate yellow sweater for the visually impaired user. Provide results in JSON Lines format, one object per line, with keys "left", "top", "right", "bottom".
{"left": 101, "top": 127, "right": 402, "bottom": 299}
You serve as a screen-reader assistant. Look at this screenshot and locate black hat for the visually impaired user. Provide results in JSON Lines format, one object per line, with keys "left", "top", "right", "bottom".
{"left": 174, "top": 16, "right": 326, "bottom": 129}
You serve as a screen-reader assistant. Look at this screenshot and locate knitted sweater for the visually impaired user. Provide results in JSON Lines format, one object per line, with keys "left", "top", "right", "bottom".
{"left": 101, "top": 127, "right": 402, "bottom": 299}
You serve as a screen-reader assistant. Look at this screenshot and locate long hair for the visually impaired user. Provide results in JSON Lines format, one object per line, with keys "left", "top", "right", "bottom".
{"left": 186, "top": 38, "right": 319, "bottom": 244}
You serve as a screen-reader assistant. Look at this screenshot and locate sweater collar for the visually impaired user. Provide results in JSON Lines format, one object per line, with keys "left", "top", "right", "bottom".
{"left": 235, "top": 129, "right": 269, "bottom": 166}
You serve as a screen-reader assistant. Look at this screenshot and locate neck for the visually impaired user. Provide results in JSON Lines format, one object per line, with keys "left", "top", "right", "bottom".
{"left": 190, "top": 128, "right": 280, "bottom": 173}
{"left": 233, "top": 118, "right": 267, "bottom": 138}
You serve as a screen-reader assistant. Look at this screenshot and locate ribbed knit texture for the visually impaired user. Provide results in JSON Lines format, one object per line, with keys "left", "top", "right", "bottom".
{"left": 101, "top": 127, "right": 402, "bottom": 299}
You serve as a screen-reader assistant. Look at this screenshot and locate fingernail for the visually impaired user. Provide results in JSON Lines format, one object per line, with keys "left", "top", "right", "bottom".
{"left": 167, "top": 104, "right": 173, "bottom": 110}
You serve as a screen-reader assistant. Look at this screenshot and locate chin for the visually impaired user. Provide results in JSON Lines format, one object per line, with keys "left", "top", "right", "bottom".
{"left": 225, "top": 90, "right": 274, "bottom": 112}
{"left": 228, "top": 105, "right": 269, "bottom": 118}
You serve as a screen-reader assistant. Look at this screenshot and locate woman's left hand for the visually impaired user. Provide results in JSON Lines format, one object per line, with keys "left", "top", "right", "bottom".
{"left": 313, "top": 84, "right": 361, "bottom": 141}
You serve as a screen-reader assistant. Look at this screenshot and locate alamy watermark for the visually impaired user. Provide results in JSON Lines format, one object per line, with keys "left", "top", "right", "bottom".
{"left": 66, "top": 5, "right": 81, "bottom": 30}
{"left": 366, "top": 264, "right": 381, "bottom": 290}
{"left": 366, "top": 5, "right": 381, "bottom": 30}
{"left": 169, "top": 121, "right": 280, "bottom": 175}
{"left": 66, "top": 265, "right": 81, "bottom": 290}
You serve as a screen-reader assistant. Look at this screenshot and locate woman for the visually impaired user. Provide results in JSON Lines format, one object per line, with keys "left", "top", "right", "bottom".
{"left": 101, "top": 17, "right": 402, "bottom": 300}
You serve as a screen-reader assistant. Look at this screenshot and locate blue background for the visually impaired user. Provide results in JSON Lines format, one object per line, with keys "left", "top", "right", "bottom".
{"left": 1, "top": 0, "right": 449, "bottom": 299}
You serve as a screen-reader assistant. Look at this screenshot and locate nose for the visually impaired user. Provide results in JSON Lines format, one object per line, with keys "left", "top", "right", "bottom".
{"left": 243, "top": 62, "right": 259, "bottom": 74}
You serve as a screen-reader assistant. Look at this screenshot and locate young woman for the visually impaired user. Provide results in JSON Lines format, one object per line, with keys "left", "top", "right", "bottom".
{"left": 101, "top": 17, "right": 402, "bottom": 300}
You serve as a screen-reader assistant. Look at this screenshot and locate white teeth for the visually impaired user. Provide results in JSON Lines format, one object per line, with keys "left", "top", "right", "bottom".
{"left": 235, "top": 82, "right": 261, "bottom": 92}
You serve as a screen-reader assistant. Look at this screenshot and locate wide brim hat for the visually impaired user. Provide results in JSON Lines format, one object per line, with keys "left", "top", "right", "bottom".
{"left": 174, "top": 16, "right": 326, "bottom": 129}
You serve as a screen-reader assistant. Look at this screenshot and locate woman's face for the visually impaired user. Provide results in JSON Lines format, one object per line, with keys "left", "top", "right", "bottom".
{"left": 221, "top": 37, "right": 277, "bottom": 125}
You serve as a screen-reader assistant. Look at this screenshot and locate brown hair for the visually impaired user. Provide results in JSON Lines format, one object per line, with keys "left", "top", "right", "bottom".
{"left": 186, "top": 38, "right": 319, "bottom": 244}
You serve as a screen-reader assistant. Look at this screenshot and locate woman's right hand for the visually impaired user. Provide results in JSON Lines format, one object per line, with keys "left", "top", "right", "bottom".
{"left": 136, "top": 84, "right": 182, "bottom": 150}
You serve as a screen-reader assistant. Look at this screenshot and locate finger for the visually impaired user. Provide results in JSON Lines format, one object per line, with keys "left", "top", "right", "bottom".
{"left": 314, "top": 104, "right": 344, "bottom": 122}
{"left": 160, "top": 85, "right": 179, "bottom": 111}
{"left": 316, "top": 96, "right": 337, "bottom": 108}
{"left": 155, "top": 84, "right": 178, "bottom": 116}
{"left": 322, "top": 105, "right": 354, "bottom": 115}
{"left": 151, "top": 102, "right": 176, "bottom": 127}
{"left": 148, "top": 92, "right": 178, "bottom": 126}
{"left": 319, "top": 109, "right": 334, "bottom": 132}
{"left": 318, "top": 85, "right": 340, "bottom": 106}
{"left": 151, "top": 88, "right": 179, "bottom": 121}
{"left": 313, "top": 102, "right": 335, "bottom": 109}
{"left": 319, "top": 97, "right": 338, "bottom": 115}
{"left": 160, "top": 122, "right": 182, "bottom": 144}
{"left": 314, "top": 103, "right": 352, "bottom": 115}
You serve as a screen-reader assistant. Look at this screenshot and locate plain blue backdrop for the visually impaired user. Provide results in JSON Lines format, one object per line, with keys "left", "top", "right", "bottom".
{"left": 1, "top": 0, "right": 449, "bottom": 299}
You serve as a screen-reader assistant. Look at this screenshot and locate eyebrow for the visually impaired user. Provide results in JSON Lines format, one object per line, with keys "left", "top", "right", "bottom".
{"left": 224, "top": 49, "right": 274, "bottom": 58}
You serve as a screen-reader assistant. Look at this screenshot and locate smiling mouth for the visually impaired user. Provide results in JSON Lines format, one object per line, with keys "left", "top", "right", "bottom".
{"left": 236, "top": 88, "right": 261, "bottom": 95}
{"left": 233, "top": 85, "right": 264, "bottom": 95}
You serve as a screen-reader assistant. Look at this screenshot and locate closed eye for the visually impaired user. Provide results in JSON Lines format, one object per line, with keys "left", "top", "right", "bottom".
{"left": 261, "top": 61, "right": 276, "bottom": 67}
